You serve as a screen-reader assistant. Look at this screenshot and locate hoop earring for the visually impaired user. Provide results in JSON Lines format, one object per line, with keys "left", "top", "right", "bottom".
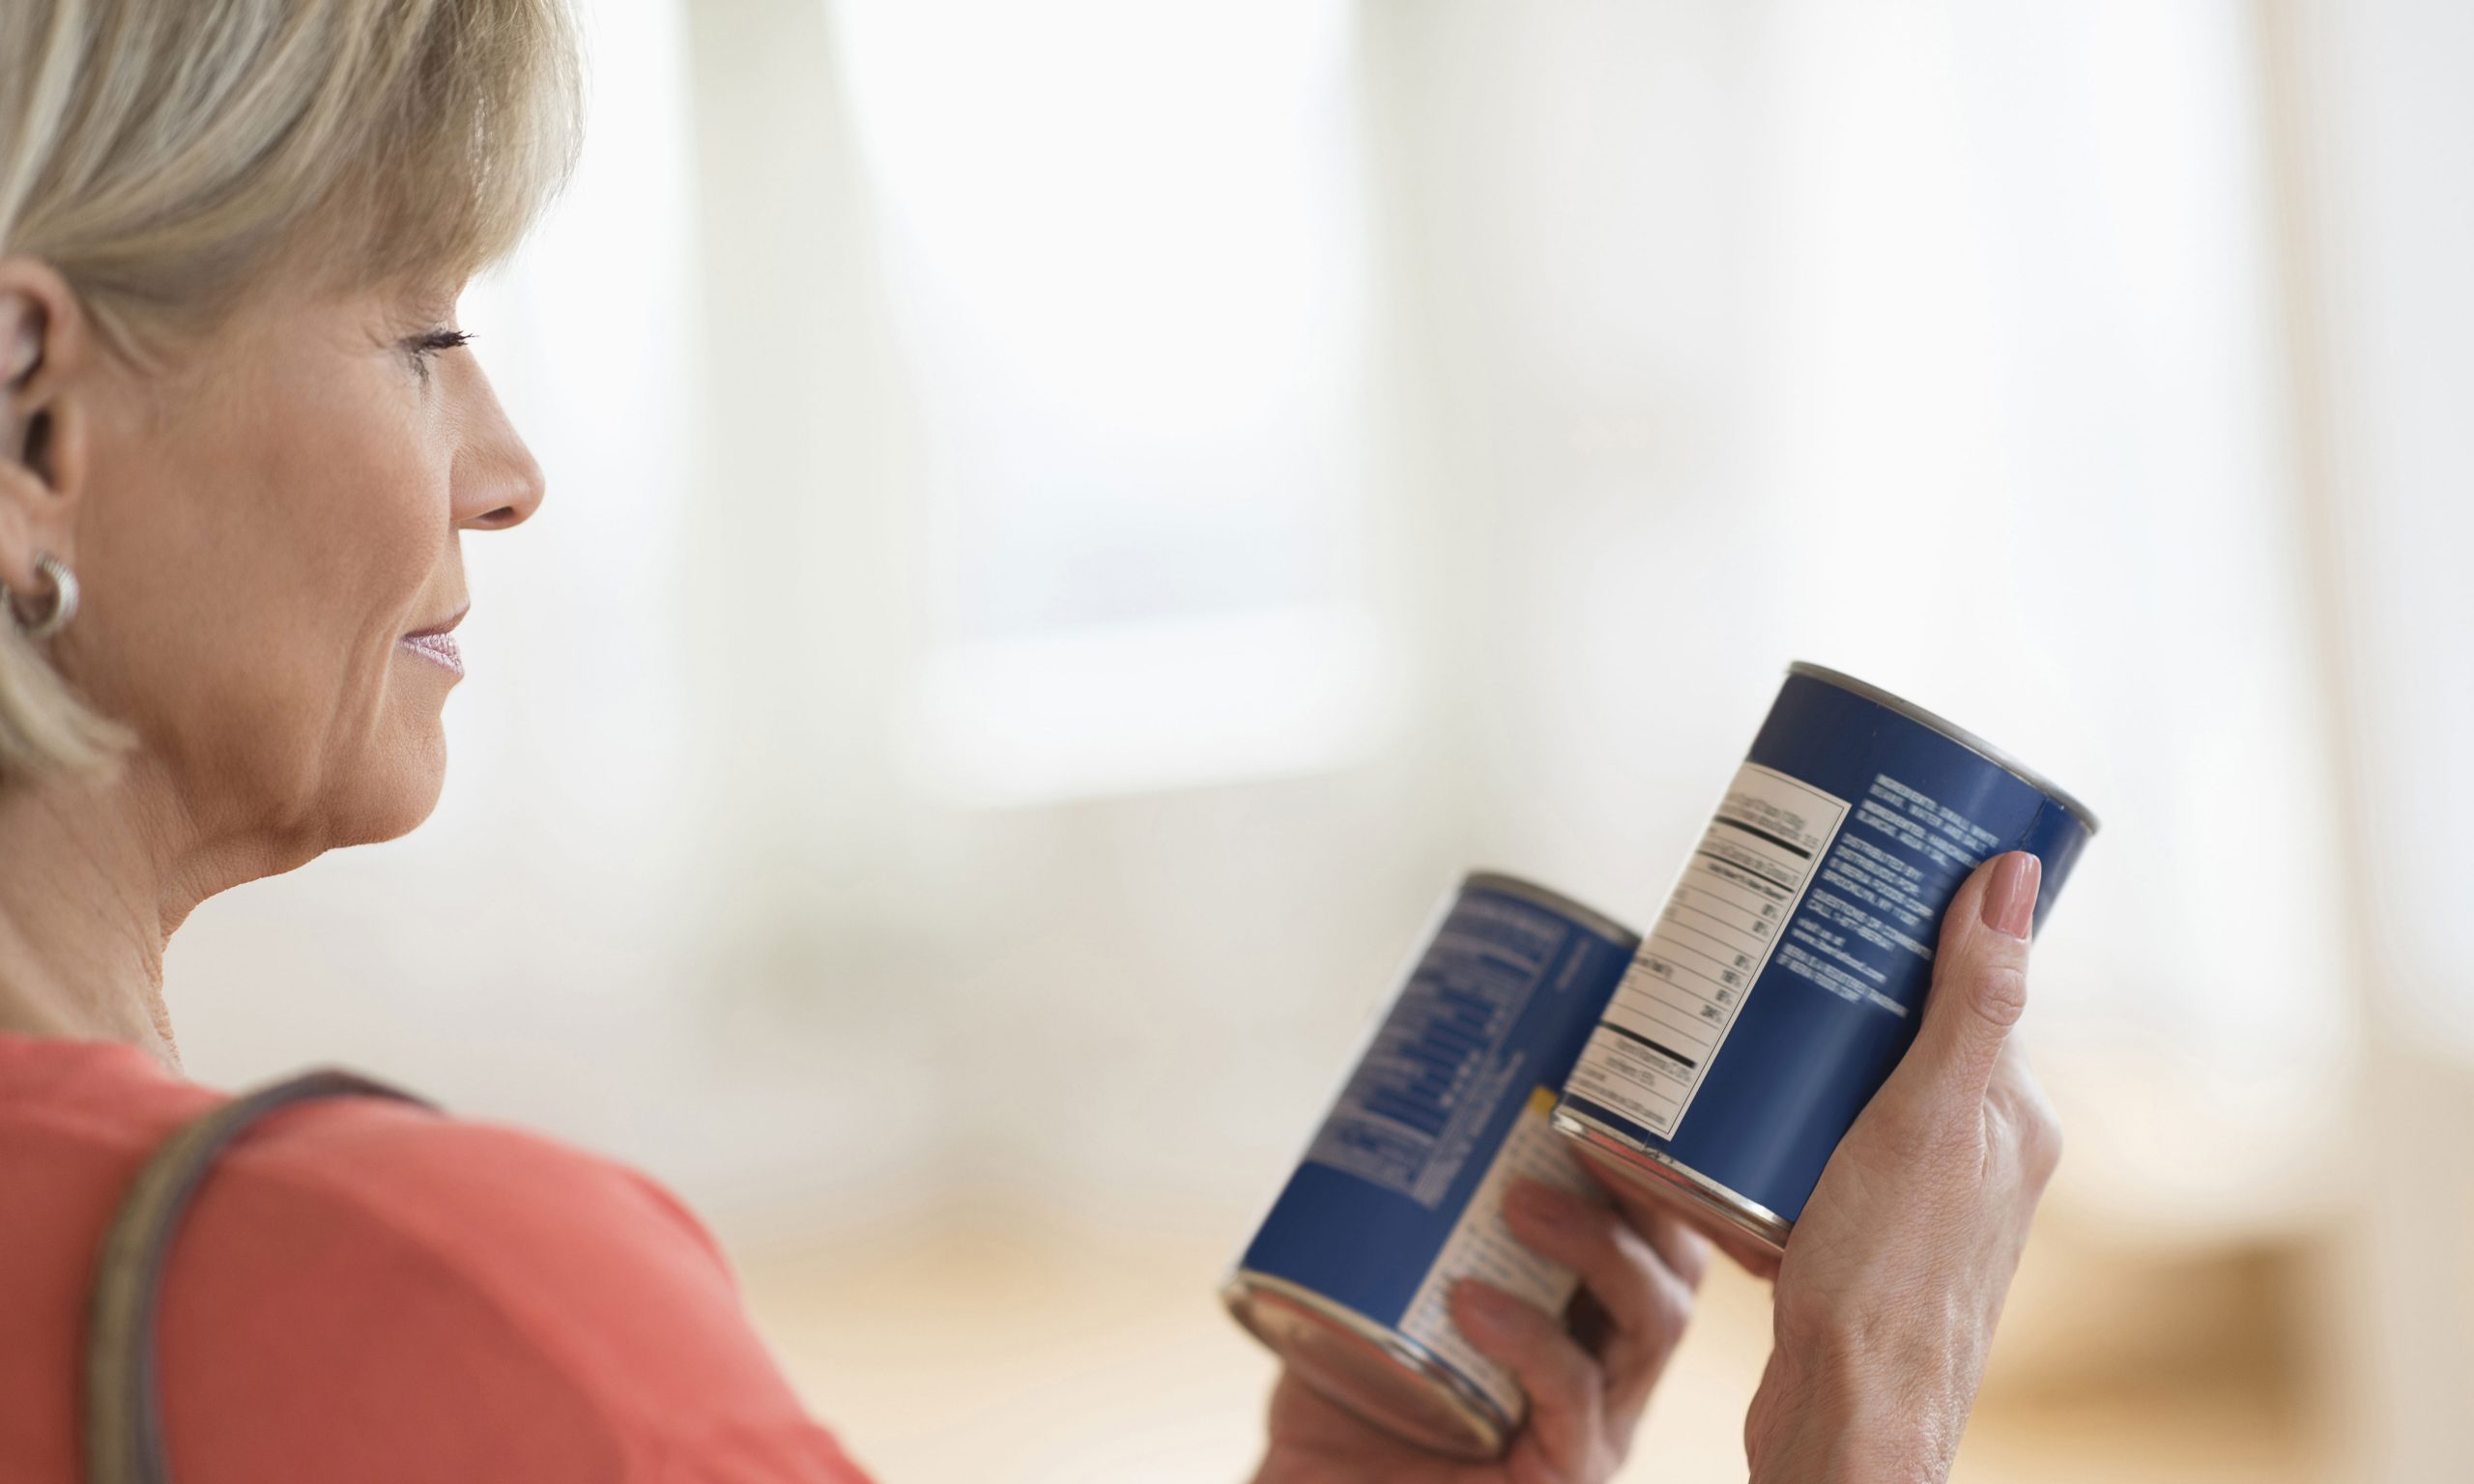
{"left": 3, "top": 553, "right": 78, "bottom": 641}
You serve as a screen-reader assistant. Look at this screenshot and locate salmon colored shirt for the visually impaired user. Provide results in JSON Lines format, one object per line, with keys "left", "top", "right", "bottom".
{"left": 0, "top": 1033, "right": 873, "bottom": 1483}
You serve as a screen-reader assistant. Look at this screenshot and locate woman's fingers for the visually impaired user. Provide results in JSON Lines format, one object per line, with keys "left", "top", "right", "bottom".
{"left": 1450, "top": 1278, "right": 1608, "bottom": 1470}
{"left": 1898, "top": 851, "right": 2040, "bottom": 1110}
{"left": 1506, "top": 1182, "right": 1667, "bottom": 1337}
{"left": 1503, "top": 1180, "right": 1699, "bottom": 1428}
{"left": 1744, "top": 852, "right": 2061, "bottom": 1483}
{"left": 1579, "top": 1168, "right": 1713, "bottom": 1290}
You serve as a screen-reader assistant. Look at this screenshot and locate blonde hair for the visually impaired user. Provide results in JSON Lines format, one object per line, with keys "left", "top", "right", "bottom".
{"left": 0, "top": 0, "right": 584, "bottom": 781}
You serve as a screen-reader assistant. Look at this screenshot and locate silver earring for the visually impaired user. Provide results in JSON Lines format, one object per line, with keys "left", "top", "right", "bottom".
{"left": 3, "top": 552, "right": 78, "bottom": 640}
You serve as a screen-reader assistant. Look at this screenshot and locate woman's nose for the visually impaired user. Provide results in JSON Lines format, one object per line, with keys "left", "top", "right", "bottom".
{"left": 454, "top": 437, "right": 545, "bottom": 531}
{"left": 450, "top": 381, "right": 547, "bottom": 532}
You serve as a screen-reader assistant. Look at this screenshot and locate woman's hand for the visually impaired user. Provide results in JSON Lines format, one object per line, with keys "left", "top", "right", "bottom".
{"left": 1252, "top": 1174, "right": 1709, "bottom": 1484}
{"left": 1742, "top": 851, "right": 2065, "bottom": 1484}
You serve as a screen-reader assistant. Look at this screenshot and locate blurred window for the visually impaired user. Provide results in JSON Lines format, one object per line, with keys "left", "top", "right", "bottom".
{"left": 830, "top": 0, "right": 1382, "bottom": 805}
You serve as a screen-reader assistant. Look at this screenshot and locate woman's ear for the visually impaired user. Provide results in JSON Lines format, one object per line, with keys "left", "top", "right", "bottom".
{"left": 0, "top": 259, "right": 95, "bottom": 594}
{"left": 2, "top": 299, "right": 37, "bottom": 385}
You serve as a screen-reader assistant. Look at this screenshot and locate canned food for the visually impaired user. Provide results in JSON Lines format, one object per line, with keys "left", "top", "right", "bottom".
{"left": 1553, "top": 662, "right": 2097, "bottom": 1252}
{"left": 1224, "top": 871, "right": 1640, "bottom": 1459}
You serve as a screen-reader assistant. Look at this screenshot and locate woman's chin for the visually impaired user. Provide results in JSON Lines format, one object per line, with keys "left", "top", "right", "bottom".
{"left": 335, "top": 727, "right": 451, "bottom": 846}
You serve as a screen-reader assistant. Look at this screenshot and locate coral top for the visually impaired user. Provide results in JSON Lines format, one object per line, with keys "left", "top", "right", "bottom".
{"left": 0, "top": 1032, "right": 873, "bottom": 1483}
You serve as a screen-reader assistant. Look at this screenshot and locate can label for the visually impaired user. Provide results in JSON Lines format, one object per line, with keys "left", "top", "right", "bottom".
{"left": 1557, "top": 667, "right": 2093, "bottom": 1229}
{"left": 1568, "top": 763, "right": 1849, "bottom": 1137}
{"left": 1393, "top": 1087, "right": 1597, "bottom": 1414}
{"left": 1236, "top": 876, "right": 1638, "bottom": 1428}
{"left": 1301, "top": 892, "right": 1585, "bottom": 1208}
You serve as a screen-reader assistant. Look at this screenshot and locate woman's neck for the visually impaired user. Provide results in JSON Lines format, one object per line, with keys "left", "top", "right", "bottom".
{"left": 0, "top": 767, "right": 189, "bottom": 1070}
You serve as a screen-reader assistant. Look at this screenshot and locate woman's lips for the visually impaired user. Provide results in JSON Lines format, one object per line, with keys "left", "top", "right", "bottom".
{"left": 399, "top": 631, "right": 464, "bottom": 676}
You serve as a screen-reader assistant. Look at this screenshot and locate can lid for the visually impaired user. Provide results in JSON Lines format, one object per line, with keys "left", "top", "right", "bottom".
{"left": 1786, "top": 662, "right": 2102, "bottom": 836}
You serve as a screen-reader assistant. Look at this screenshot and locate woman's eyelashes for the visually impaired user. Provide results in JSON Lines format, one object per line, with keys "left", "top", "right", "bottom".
{"left": 404, "top": 328, "right": 473, "bottom": 384}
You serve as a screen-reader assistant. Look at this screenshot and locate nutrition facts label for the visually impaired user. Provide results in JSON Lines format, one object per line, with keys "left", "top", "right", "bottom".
{"left": 1303, "top": 895, "right": 1568, "bottom": 1208}
{"left": 1567, "top": 763, "right": 1849, "bottom": 1138}
{"left": 1397, "top": 1087, "right": 1594, "bottom": 1418}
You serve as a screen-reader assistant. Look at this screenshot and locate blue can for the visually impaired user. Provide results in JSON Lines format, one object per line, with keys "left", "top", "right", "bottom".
{"left": 1553, "top": 662, "right": 2097, "bottom": 1252}
{"left": 1224, "top": 872, "right": 1641, "bottom": 1459}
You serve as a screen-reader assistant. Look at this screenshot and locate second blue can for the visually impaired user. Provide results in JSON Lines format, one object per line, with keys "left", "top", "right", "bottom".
{"left": 1553, "top": 662, "right": 2098, "bottom": 1251}
{"left": 1225, "top": 872, "right": 1640, "bottom": 1458}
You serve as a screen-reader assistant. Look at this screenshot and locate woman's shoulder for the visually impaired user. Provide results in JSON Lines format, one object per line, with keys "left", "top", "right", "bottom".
{"left": 206, "top": 1065, "right": 733, "bottom": 1297}
{"left": 0, "top": 1030, "right": 725, "bottom": 1292}
{"left": 0, "top": 1033, "right": 870, "bottom": 1484}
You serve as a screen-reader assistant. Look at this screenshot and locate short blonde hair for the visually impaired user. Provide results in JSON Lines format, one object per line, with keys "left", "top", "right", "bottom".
{"left": 0, "top": 0, "right": 584, "bottom": 781}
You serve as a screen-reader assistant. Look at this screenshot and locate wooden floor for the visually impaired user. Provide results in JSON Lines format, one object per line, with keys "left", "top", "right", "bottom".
{"left": 733, "top": 1200, "right": 2322, "bottom": 1484}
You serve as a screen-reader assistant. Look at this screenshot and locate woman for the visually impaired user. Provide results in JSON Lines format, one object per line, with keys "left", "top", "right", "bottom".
{"left": 0, "top": 3, "right": 2062, "bottom": 1481}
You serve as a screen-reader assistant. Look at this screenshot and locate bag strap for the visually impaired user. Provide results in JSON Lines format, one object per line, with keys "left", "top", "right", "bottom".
{"left": 83, "top": 1069, "right": 437, "bottom": 1484}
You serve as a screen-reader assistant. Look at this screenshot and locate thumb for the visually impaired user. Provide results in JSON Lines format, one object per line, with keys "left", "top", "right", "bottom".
{"left": 1895, "top": 851, "right": 2040, "bottom": 1106}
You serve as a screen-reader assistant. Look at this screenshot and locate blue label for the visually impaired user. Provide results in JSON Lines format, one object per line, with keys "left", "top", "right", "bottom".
{"left": 1241, "top": 880, "right": 1637, "bottom": 1327}
{"left": 1559, "top": 671, "right": 2092, "bottom": 1222}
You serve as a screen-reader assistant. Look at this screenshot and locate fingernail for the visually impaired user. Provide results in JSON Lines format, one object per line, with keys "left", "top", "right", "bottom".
{"left": 1980, "top": 852, "right": 2041, "bottom": 940}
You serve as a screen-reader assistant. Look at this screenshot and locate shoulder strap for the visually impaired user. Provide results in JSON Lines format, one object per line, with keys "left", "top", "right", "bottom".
{"left": 82, "top": 1069, "right": 437, "bottom": 1484}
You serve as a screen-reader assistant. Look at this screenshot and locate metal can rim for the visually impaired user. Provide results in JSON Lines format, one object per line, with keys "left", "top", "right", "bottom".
{"left": 1552, "top": 1106, "right": 1795, "bottom": 1250}
{"left": 1785, "top": 662, "right": 2103, "bottom": 836}
{"left": 1459, "top": 871, "right": 1644, "bottom": 950}
{"left": 1222, "top": 1270, "right": 1514, "bottom": 1458}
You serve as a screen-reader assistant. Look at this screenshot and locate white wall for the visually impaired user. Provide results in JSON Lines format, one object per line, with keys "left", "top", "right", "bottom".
{"left": 163, "top": 0, "right": 2439, "bottom": 1291}
{"left": 1357, "top": 0, "right": 2355, "bottom": 1239}
{"left": 2276, "top": 0, "right": 2474, "bottom": 1474}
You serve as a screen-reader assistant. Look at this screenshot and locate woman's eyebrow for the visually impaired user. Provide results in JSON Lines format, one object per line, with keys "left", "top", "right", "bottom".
{"left": 388, "top": 279, "right": 463, "bottom": 325}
